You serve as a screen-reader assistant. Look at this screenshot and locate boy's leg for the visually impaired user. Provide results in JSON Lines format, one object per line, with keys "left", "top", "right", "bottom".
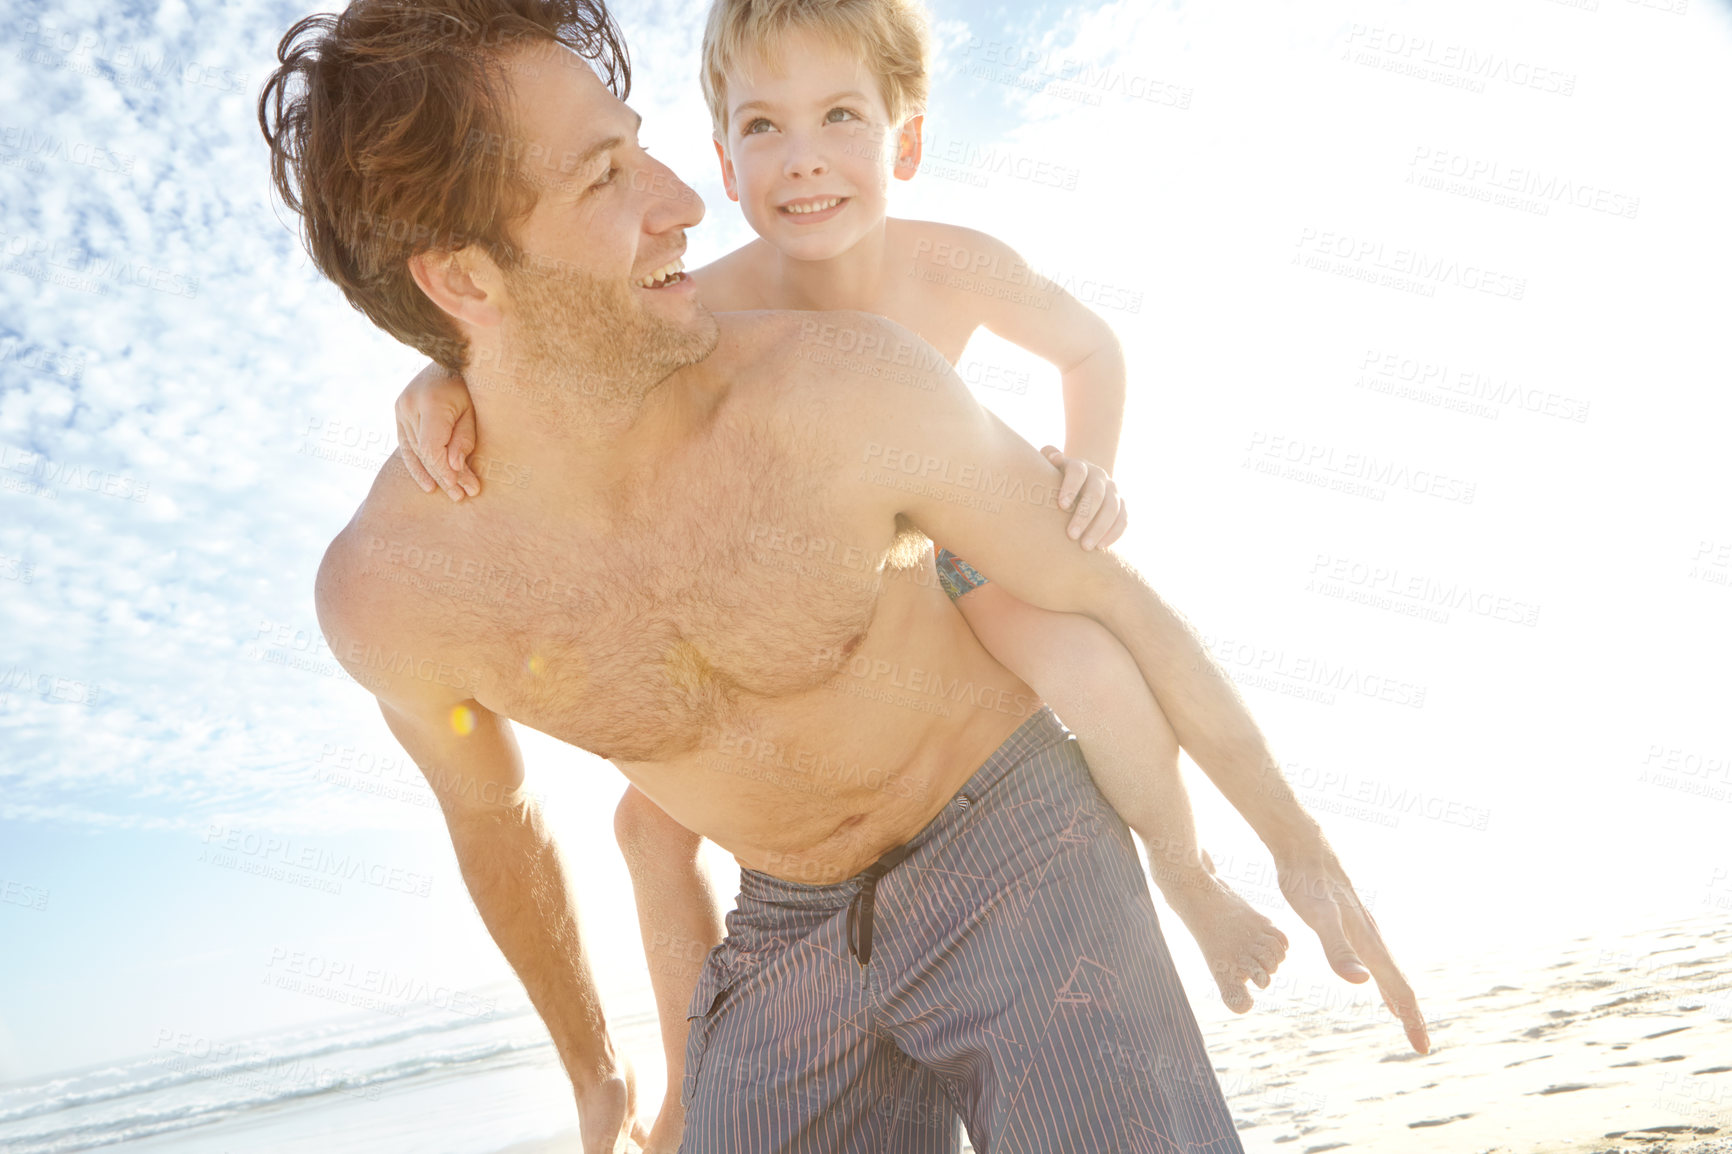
{"left": 947, "top": 577, "right": 1288, "bottom": 1012}
{"left": 871, "top": 709, "right": 1245, "bottom": 1154}
{"left": 679, "top": 870, "right": 962, "bottom": 1154}
{"left": 614, "top": 786, "right": 729, "bottom": 1148}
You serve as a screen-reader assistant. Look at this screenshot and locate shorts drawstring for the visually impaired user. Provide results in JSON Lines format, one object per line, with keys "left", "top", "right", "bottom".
{"left": 846, "top": 842, "right": 915, "bottom": 966}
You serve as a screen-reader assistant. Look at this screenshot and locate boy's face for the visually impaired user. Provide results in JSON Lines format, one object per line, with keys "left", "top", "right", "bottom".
{"left": 716, "top": 29, "right": 921, "bottom": 262}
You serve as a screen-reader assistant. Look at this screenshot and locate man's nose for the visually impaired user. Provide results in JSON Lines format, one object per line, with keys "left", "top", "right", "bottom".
{"left": 639, "top": 157, "right": 705, "bottom": 232}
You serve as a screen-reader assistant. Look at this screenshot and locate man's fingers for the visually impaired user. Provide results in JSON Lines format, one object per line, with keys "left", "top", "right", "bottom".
{"left": 1290, "top": 885, "right": 1371, "bottom": 982}
{"left": 1380, "top": 973, "right": 1431, "bottom": 1054}
{"left": 1367, "top": 956, "right": 1430, "bottom": 1053}
{"left": 1340, "top": 902, "right": 1431, "bottom": 1053}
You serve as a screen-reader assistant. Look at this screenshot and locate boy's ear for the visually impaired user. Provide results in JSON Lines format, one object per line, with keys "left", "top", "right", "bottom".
{"left": 892, "top": 115, "right": 923, "bottom": 181}
{"left": 713, "top": 137, "right": 740, "bottom": 202}
{"left": 408, "top": 249, "right": 504, "bottom": 330}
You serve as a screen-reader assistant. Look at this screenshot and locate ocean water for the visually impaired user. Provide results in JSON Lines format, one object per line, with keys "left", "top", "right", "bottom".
{"left": 0, "top": 986, "right": 665, "bottom": 1153}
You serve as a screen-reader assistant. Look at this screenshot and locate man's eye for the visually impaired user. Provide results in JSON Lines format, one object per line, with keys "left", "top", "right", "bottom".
{"left": 590, "top": 166, "right": 618, "bottom": 191}
{"left": 825, "top": 107, "right": 858, "bottom": 124}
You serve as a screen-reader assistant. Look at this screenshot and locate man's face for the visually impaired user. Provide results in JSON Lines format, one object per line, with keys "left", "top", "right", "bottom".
{"left": 717, "top": 31, "right": 917, "bottom": 263}
{"left": 493, "top": 48, "right": 718, "bottom": 389}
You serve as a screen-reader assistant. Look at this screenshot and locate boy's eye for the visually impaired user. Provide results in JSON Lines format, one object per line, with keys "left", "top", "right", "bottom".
{"left": 825, "top": 107, "right": 858, "bottom": 124}
{"left": 744, "top": 118, "right": 774, "bottom": 135}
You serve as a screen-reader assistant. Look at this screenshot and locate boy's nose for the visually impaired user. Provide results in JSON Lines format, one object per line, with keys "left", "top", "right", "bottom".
{"left": 783, "top": 138, "right": 829, "bottom": 179}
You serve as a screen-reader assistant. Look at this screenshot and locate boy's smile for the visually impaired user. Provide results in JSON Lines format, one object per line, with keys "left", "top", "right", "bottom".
{"left": 777, "top": 195, "right": 848, "bottom": 222}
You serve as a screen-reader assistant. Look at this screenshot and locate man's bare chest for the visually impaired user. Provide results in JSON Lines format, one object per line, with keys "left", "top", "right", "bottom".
{"left": 389, "top": 436, "right": 897, "bottom": 761}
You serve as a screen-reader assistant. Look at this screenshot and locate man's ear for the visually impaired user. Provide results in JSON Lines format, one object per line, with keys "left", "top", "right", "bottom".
{"left": 408, "top": 249, "right": 504, "bottom": 329}
{"left": 892, "top": 115, "right": 923, "bottom": 181}
{"left": 713, "top": 136, "right": 740, "bottom": 202}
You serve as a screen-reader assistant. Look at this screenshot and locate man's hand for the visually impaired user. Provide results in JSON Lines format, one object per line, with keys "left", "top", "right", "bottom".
{"left": 395, "top": 362, "right": 480, "bottom": 501}
{"left": 1040, "top": 446, "right": 1127, "bottom": 551}
{"left": 576, "top": 1065, "right": 653, "bottom": 1153}
{"left": 1274, "top": 835, "right": 1430, "bottom": 1054}
{"left": 642, "top": 1089, "right": 684, "bottom": 1154}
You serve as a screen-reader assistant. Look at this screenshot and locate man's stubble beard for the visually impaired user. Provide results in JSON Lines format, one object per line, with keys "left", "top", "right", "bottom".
{"left": 504, "top": 261, "right": 720, "bottom": 411}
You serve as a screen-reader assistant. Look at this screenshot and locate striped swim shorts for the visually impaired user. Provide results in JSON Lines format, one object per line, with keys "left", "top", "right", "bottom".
{"left": 934, "top": 548, "right": 991, "bottom": 601}
{"left": 679, "top": 706, "right": 1243, "bottom": 1154}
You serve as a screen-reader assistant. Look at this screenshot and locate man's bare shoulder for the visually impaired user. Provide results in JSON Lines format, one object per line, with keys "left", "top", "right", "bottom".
{"left": 313, "top": 461, "right": 467, "bottom": 706}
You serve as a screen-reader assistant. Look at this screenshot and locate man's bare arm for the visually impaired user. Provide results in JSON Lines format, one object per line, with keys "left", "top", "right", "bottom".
{"left": 315, "top": 546, "right": 652, "bottom": 1148}
{"left": 830, "top": 319, "right": 1429, "bottom": 1053}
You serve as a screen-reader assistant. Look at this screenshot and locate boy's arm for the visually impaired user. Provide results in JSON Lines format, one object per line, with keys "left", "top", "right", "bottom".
{"left": 834, "top": 329, "right": 1428, "bottom": 1053}
{"left": 915, "top": 225, "right": 1127, "bottom": 472}
{"left": 315, "top": 550, "right": 651, "bottom": 1150}
{"left": 612, "top": 787, "right": 726, "bottom": 1154}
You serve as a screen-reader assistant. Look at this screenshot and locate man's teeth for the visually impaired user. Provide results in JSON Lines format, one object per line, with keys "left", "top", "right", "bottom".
{"left": 637, "top": 257, "right": 685, "bottom": 288}
{"left": 782, "top": 197, "right": 842, "bottom": 215}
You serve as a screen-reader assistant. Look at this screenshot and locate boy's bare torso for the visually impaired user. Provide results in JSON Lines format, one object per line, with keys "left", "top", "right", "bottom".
{"left": 332, "top": 313, "right": 1032, "bottom": 882}
{"left": 697, "top": 218, "right": 987, "bottom": 363}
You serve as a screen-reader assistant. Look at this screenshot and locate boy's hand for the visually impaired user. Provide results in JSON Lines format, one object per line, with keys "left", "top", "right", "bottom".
{"left": 395, "top": 363, "right": 481, "bottom": 501}
{"left": 1040, "top": 447, "right": 1127, "bottom": 551}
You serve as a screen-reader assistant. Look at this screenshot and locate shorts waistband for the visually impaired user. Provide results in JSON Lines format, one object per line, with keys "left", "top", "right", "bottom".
{"left": 738, "top": 705, "right": 1072, "bottom": 911}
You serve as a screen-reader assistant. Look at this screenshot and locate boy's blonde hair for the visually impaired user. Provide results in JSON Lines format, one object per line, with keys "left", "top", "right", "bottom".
{"left": 701, "top": 0, "right": 932, "bottom": 138}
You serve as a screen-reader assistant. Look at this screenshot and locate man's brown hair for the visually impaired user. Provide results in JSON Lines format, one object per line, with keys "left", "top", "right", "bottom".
{"left": 259, "top": 0, "right": 631, "bottom": 370}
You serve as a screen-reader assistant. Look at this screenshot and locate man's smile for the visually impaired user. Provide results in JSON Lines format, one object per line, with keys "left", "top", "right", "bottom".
{"left": 636, "top": 255, "right": 688, "bottom": 289}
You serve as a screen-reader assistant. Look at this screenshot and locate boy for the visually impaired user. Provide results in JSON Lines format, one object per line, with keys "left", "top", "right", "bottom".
{"left": 395, "top": 0, "right": 1286, "bottom": 1134}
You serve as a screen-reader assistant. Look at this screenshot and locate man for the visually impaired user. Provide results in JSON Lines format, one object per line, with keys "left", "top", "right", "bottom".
{"left": 260, "top": 2, "right": 1427, "bottom": 1151}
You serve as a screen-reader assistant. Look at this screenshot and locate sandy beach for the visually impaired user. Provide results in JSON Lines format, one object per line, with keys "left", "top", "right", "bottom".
{"left": 493, "top": 912, "right": 1732, "bottom": 1154}
{"left": 1209, "top": 911, "right": 1732, "bottom": 1153}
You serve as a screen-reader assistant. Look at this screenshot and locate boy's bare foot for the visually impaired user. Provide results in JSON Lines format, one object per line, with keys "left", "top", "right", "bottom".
{"left": 1154, "top": 850, "right": 1290, "bottom": 1013}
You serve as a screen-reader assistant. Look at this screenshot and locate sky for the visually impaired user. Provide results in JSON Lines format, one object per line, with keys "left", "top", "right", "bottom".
{"left": 2, "top": 0, "right": 1731, "bottom": 1090}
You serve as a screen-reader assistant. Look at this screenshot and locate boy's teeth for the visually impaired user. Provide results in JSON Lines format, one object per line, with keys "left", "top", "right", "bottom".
{"left": 783, "top": 197, "right": 841, "bottom": 215}
{"left": 637, "top": 256, "right": 685, "bottom": 288}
